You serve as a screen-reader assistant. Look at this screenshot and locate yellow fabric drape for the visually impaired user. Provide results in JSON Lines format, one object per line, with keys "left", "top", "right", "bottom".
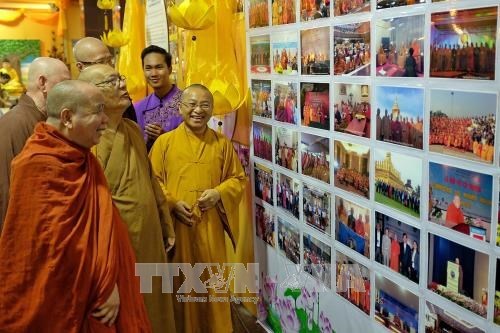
{"left": 0, "top": 3, "right": 66, "bottom": 35}
{"left": 24, "top": 12, "right": 59, "bottom": 25}
{"left": 0, "top": 9, "right": 24, "bottom": 24}
{"left": 117, "top": 0, "right": 146, "bottom": 102}
{"left": 56, "top": 0, "right": 69, "bottom": 36}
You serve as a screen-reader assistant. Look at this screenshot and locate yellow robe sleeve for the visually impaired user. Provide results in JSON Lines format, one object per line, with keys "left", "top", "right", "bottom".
{"left": 150, "top": 159, "right": 175, "bottom": 240}
{"left": 149, "top": 134, "right": 178, "bottom": 210}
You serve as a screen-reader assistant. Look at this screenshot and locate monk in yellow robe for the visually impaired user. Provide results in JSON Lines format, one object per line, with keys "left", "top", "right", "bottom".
{"left": 79, "top": 65, "right": 176, "bottom": 333}
{"left": 149, "top": 84, "right": 246, "bottom": 333}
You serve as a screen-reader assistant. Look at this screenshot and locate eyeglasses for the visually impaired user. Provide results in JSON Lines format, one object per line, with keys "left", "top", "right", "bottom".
{"left": 95, "top": 75, "right": 126, "bottom": 88}
{"left": 79, "top": 55, "right": 114, "bottom": 67}
{"left": 180, "top": 101, "right": 212, "bottom": 111}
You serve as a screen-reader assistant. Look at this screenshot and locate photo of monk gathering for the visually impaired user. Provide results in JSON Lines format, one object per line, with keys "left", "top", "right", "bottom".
{"left": 334, "top": 22, "right": 371, "bottom": 76}
{"left": 301, "top": 133, "right": 330, "bottom": 183}
{"left": 301, "top": 27, "right": 330, "bottom": 75}
{"left": 336, "top": 252, "right": 370, "bottom": 315}
{"left": 334, "top": 140, "right": 370, "bottom": 199}
{"left": 429, "top": 162, "right": 493, "bottom": 243}
{"left": 274, "top": 82, "right": 298, "bottom": 124}
{"left": 253, "top": 122, "right": 272, "bottom": 161}
{"left": 334, "top": 0, "right": 370, "bottom": 16}
{"left": 430, "top": 6, "right": 497, "bottom": 80}
{"left": 334, "top": 83, "right": 371, "bottom": 138}
{"left": 303, "top": 184, "right": 331, "bottom": 234}
{"left": 254, "top": 163, "right": 274, "bottom": 205}
{"left": 374, "top": 212, "right": 420, "bottom": 283}
{"left": 335, "top": 196, "right": 370, "bottom": 258}
{"left": 275, "top": 127, "right": 298, "bottom": 172}
{"left": 301, "top": 82, "right": 330, "bottom": 130}
{"left": 429, "top": 89, "right": 496, "bottom": 164}
{"left": 249, "top": 0, "right": 269, "bottom": 28}
{"left": 251, "top": 79, "right": 272, "bottom": 118}
{"left": 303, "top": 233, "right": 332, "bottom": 288}
{"left": 375, "top": 15, "right": 424, "bottom": 77}
{"left": 277, "top": 173, "right": 300, "bottom": 219}
{"left": 250, "top": 35, "right": 271, "bottom": 74}
{"left": 255, "top": 203, "right": 276, "bottom": 247}
{"left": 278, "top": 217, "right": 301, "bottom": 264}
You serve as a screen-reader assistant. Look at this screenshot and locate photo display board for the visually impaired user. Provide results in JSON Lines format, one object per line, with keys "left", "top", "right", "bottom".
{"left": 247, "top": 0, "right": 500, "bottom": 332}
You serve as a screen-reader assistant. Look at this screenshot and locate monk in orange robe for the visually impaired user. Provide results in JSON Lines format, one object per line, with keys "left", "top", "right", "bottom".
{"left": 0, "top": 81, "right": 151, "bottom": 332}
{"left": 390, "top": 234, "right": 400, "bottom": 272}
{"left": 445, "top": 194, "right": 465, "bottom": 227}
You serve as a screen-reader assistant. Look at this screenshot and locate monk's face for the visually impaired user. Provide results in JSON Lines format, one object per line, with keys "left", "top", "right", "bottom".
{"left": 179, "top": 87, "right": 213, "bottom": 133}
{"left": 94, "top": 67, "right": 131, "bottom": 112}
{"left": 453, "top": 195, "right": 461, "bottom": 208}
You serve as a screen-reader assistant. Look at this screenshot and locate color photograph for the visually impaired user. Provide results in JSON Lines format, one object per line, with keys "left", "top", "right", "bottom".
{"left": 251, "top": 79, "right": 272, "bottom": 118}
{"left": 275, "top": 127, "right": 298, "bottom": 172}
{"left": 430, "top": 90, "right": 496, "bottom": 164}
{"left": 301, "top": 27, "right": 330, "bottom": 75}
{"left": 335, "top": 195, "right": 371, "bottom": 258}
{"left": 425, "top": 301, "right": 485, "bottom": 333}
{"left": 273, "top": 81, "right": 298, "bottom": 124}
{"left": 427, "top": 233, "right": 489, "bottom": 318}
{"left": 277, "top": 172, "right": 300, "bottom": 219}
{"left": 255, "top": 203, "right": 275, "bottom": 247}
{"left": 334, "top": 140, "right": 370, "bottom": 199}
{"left": 254, "top": 162, "right": 274, "bottom": 205}
{"left": 334, "top": 83, "right": 371, "bottom": 138}
{"left": 429, "top": 162, "right": 493, "bottom": 243}
{"left": 303, "top": 232, "right": 332, "bottom": 288}
{"left": 374, "top": 212, "right": 420, "bottom": 284}
{"left": 336, "top": 252, "right": 370, "bottom": 315}
{"left": 301, "top": 133, "right": 330, "bottom": 184}
{"left": 495, "top": 258, "right": 500, "bottom": 325}
{"left": 249, "top": 0, "right": 269, "bottom": 28}
{"left": 374, "top": 149, "right": 422, "bottom": 218}
{"left": 430, "top": 7, "right": 497, "bottom": 80}
{"left": 272, "top": 0, "right": 296, "bottom": 25}
{"left": 271, "top": 31, "right": 299, "bottom": 75}
{"left": 375, "top": 273, "right": 419, "bottom": 333}
{"left": 301, "top": 0, "right": 330, "bottom": 21}
{"left": 303, "top": 183, "right": 331, "bottom": 235}
{"left": 377, "top": 0, "right": 425, "bottom": 10}
{"left": 234, "top": 143, "right": 250, "bottom": 176}
{"left": 253, "top": 122, "right": 272, "bottom": 162}
{"left": 334, "top": 22, "right": 371, "bottom": 76}
{"left": 375, "top": 15, "right": 425, "bottom": 77}
{"left": 277, "top": 216, "right": 301, "bottom": 264}
{"left": 497, "top": 179, "right": 500, "bottom": 247}
{"left": 375, "top": 86, "right": 424, "bottom": 149}
{"left": 300, "top": 82, "right": 330, "bottom": 130}
{"left": 334, "top": 0, "right": 370, "bottom": 16}
{"left": 250, "top": 35, "right": 271, "bottom": 74}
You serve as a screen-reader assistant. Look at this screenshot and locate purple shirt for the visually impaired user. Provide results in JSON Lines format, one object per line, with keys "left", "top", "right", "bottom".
{"left": 134, "top": 85, "right": 183, "bottom": 142}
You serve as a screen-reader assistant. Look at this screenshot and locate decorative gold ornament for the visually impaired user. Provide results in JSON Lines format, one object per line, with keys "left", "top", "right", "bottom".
{"left": 167, "top": 0, "right": 215, "bottom": 30}
{"left": 100, "top": 28, "right": 129, "bottom": 48}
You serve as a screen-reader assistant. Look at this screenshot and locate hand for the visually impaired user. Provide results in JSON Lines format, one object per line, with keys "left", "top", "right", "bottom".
{"left": 173, "top": 201, "right": 193, "bottom": 226}
{"left": 197, "top": 189, "right": 221, "bottom": 212}
{"left": 92, "top": 283, "right": 120, "bottom": 326}
{"left": 145, "top": 123, "right": 164, "bottom": 141}
{"left": 165, "top": 237, "right": 175, "bottom": 252}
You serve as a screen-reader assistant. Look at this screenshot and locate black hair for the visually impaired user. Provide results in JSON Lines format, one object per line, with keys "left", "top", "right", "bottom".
{"left": 141, "top": 45, "right": 172, "bottom": 67}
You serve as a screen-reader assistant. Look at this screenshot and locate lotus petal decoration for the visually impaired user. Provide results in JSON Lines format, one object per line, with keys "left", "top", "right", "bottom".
{"left": 167, "top": 0, "right": 215, "bottom": 30}
{"left": 101, "top": 29, "right": 129, "bottom": 48}
{"left": 209, "top": 79, "right": 243, "bottom": 116}
{"left": 97, "top": 0, "right": 114, "bottom": 10}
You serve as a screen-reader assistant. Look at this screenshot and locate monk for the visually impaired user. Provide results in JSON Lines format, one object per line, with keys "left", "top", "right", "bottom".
{"left": 78, "top": 65, "right": 176, "bottom": 333}
{"left": 149, "top": 84, "right": 246, "bottom": 333}
{"left": 445, "top": 194, "right": 465, "bottom": 227}
{"left": 0, "top": 57, "right": 70, "bottom": 229}
{"left": 0, "top": 80, "right": 151, "bottom": 332}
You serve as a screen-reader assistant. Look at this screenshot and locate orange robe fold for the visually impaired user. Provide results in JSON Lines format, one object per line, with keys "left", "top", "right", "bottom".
{"left": 0, "top": 123, "right": 151, "bottom": 333}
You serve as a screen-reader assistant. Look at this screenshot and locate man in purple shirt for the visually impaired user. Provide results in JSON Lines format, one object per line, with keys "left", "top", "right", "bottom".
{"left": 134, "top": 45, "right": 182, "bottom": 150}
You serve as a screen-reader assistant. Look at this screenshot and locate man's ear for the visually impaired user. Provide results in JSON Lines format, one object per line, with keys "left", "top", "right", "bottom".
{"left": 76, "top": 62, "right": 84, "bottom": 71}
{"left": 60, "top": 108, "right": 73, "bottom": 129}
{"left": 38, "top": 75, "right": 48, "bottom": 93}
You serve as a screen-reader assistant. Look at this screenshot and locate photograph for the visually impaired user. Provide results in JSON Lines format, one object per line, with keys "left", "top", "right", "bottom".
{"left": 374, "top": 212, "right": 420, "bottom": 284}
{"left": 334, "top": 22, "right": 371, "bottom": 76}
{"left": 300, "top": 82, "right": 330, "bottom": 130}
{"left": 336, "top": 251, "right": 370, "bottom": 315}
{"left": 303, "top": 232, "right": 332, "bottom": 288}
{"left": 301, "top": 133, "right": 330, "bottom": 184}
{"left": 254, "top": 162, "right": 274, "bottom": 205}
{"left": 249, "top": 0, "right": 269, "bottom": 28}
{"left": 375, "top": 86, "right": 424, "bottom": 149}
{"left": 273, "top": 81, "right": 298, "bottom": 124}
{"left": 275, "top": 127, "right": 298, "bottom": 172}
{"left": 427, "top": 233, "right": 489, "bottom": 318}
{"left": 255, "top": 203, "right": 275, "bottom": 247}
{"left": 277, "top": 172, "right": 300, "bottom": 219}
{"left": 495, "top": 258, "right": 500, "bottom": 325}
{"left": 253, "top": 122, "right": 272, "bottom": 162}
{"left": 301, "top": 27, "right": 330, "bottom": 75}
{"left": 250, "top": 35, "right": 271, "bottom": 74}
{"left": 374, "top": 149, "right": 422, "bottom": 218}
{"left": 271, "top": 31, "right": 299, "bottom": 75}
{"left": 334, "top": 0, "right": 370, "bottom": 16}
{"left": 375, "top": 15, "right": 425, "bottom": 77}
{"left": 251, "top": 79, "right": 272, "bottom": 118}
{"left": 498, "top": 180, "right": 500, "bottom": 247}
{"left": 335, "top": 195, "right": 371, "bottom": 258}
{"left": 426, "top": 301, "right": 485, "bottom": 333}
{"left": 375, "top": 273, "right": 419, "bottom": 333}
{"left": 303, "top": 183, "right": 331, "bottom": 235}
{"left": 430, "top": 90, "right": 496, "bottom": 164}
{"left": 277, "top": 216, "right": 301, "bottom": 264}
{"left": 430, "top": 7, "right": 497, "bottom": 80}
{"left": 377, "top": 0, "right": 425, "bottom": 10}
{"left": 334, "top": 140, "right": 370, "bottom": 199}
{"left": 272, "top": 0, "right": 296, "bottom": 25}
{"left": 233, "top": 143, "right": 250, "bottom": 176}
{"left": 429, "top": 162, "right": 493, "bottom": 243}
{"left": 334, "top": 83, "right": 371, "bottom": 138}
{"left": 301, "top": 0, "right": 330, "bottom": 21}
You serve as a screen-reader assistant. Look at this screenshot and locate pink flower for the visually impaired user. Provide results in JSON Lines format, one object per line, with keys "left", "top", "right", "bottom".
{"left": 320, "top": 311, "right": 333, "bottom": 333}
{"left": 276, "top": 298, "right": 300, "bottom": 332}
{"left": 263, "top": 275, "right": 278, "bottom": 305}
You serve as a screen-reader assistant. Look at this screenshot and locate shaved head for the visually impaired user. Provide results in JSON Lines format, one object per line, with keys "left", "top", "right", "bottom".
{"left": 27, "top": 57, "right": 70, "bottom": 92}
{"left": 46, "top": 80, "right": 100, "bottom": 119}
{"left": 73, "top": 37, "right": 113, "bottom": 70}
{"left": 78, "top": 64, "right": 110, "bottom": 84}
{"left": 182, "top": 84, "right": 214, "bottom": 104}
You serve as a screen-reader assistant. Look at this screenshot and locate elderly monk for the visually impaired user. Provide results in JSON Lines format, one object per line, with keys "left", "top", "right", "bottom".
{"left": 0, "top": 57, "right": 70, "bottom": 229}
{"left": 0, "top": 80, "right": 151, "bottom": 332}
{"left": 150, "top": 84, "right": 246, "bottom": 333}
{"left": 79, "top": 65, "right": 176, "bottom": 333}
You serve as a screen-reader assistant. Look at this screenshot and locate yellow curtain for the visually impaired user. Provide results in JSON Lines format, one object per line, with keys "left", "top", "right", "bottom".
{"left": 24, "top": 12, "right": 59, "bottom": 25}
{"left": 0, "top": 8, "right": 61, "bottom": 28}
{"left": 56, "top": 0, "right": 69, "bottom": 36}
{"left": 0, "top": 9, "right": 24, "bottom": 24}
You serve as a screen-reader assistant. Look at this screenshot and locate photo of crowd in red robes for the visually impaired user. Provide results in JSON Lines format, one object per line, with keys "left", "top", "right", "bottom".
{"left": 334, "top": 140, "right": 370, "bottom": 199}
{"left": 334, "top": 0, "right": 370, "bottom": 16}
{"left": 273, "top": 82, "right": 297, "bottom": 124}
{"left": 334, "top": 22, "right": 371, "bottom": 76}
{"left": 275, "top": 127, "right": 298, "bottom": 172}
{"left": 301, "top": 133, "right": 330, "bottom": 184}
{"left": 253, "top": 122, "right": 272, "bottom": 161}
{"left": 254, "top": 163, "right": 274, "bottom": 205}
{"left": 336, "top": 252, "right": 370, "bottom": 315}
{"left": 335, "top": 196, "right": 371, "bottom": 258}
{"left": 334, "top": 83, "right": 371, "bottom": 138}
{"left": 255, "top": 203, "right": 275, "bottom": 247}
